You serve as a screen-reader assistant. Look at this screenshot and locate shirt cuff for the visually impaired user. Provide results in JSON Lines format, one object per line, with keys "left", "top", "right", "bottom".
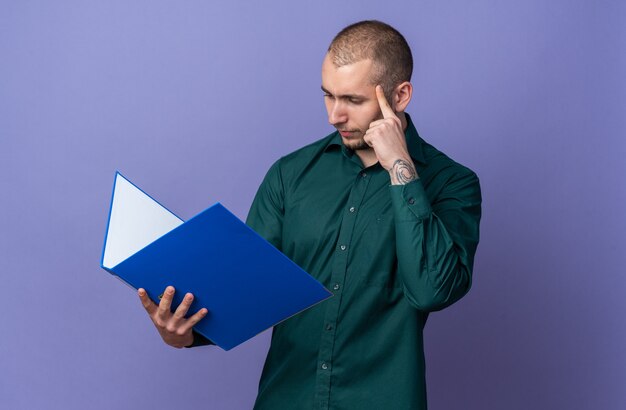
{"left": 184, "top": 329, "right": 215, "bottom": 348}
{"left": 389, "top": 179, "right": 432, "bottom": 221}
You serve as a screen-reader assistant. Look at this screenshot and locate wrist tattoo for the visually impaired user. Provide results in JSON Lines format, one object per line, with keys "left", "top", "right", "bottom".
{"left": 392, "top": 159, "right": 418, "bottom": 184}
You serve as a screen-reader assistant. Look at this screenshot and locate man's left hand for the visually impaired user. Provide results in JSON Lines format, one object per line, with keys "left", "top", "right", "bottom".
{"left": 364, "top": 85, "right": 418, "bottom": 185}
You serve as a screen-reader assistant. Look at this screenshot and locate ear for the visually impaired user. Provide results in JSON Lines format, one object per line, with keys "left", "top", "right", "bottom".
{"left": 392, "top": 81, "right": 413, "bottom": 113}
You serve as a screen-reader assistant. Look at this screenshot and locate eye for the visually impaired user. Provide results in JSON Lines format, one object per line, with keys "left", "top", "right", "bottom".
{"left": 323, "top": 93, "right": 334, "bottom": 99}
{"left": 348, "top": 98, "right": 362, "bottom": 105}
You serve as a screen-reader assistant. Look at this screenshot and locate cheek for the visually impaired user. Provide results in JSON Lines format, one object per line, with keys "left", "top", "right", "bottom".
{"left": 354, "top": 107, "right": 382, "bottom": 129}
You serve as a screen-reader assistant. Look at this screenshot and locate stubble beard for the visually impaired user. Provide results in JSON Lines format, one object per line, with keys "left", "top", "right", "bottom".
{"left": 341, "top": 131, "right": 370, "bottom": 151}
{"left": 345, "top": 139, "right": 370, "bottom": 150}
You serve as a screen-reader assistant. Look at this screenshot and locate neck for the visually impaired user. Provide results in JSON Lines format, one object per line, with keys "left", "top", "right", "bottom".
{"left": 356, "top": 149, "right": 379, "bottom": 168}
{"left": 398, "top": 112, "right": 407, "bottom": 131}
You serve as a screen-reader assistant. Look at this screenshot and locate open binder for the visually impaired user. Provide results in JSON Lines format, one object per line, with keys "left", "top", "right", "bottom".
{"left": 101, "top": 172, "right": 332, "bottom": 350}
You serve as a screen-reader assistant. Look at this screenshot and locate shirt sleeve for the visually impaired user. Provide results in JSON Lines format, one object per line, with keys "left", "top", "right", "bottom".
{"left": 389, "top": 170, "right": 482, "bottom": 312}
{"left": 184, "top": 329, "right": 215, "bottom": 348}
{"left": 245, "top": 159, "right": 285, "bottom": 251}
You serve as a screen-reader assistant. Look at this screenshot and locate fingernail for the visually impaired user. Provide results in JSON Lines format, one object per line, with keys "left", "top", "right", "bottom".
{"left": 138, "top": 289, "right": 145, "bottom": 296}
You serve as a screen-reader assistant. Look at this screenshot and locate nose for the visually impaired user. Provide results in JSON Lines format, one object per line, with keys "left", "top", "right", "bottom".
{"left": 327, "top": 100, "right": 347, "bottom": 126}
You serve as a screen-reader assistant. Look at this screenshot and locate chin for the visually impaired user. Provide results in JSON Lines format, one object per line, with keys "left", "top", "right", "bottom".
{"left": 343, "top": 138, "right": 369, "bottom": 151}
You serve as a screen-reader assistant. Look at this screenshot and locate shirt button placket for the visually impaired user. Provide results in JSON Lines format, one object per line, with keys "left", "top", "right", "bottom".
{"left": 315, "top": 169, "right": 370, "bottom": 409}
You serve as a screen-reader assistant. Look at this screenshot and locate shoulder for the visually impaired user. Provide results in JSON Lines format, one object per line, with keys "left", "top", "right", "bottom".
{"left": 422, "top": 139, "right": 478, "bottom": 181}
{"left": 418, "top": 139, "right": 481, "bottom": 203}
{"left": 255, "top": 132, "right": 336, "bottom": 189}
{"left": 264, "top": 131, "right": 337, "bottom": 180}
{"left": 277, "top": 132, "right": 337, "bottom": 167}
{"left": 405, "top": 114, "right": 477, "bottom": 184}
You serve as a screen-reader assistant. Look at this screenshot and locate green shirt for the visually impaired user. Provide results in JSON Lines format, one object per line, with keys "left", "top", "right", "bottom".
{"left": 245, "top": 114, "right": 482, "bottom": 410}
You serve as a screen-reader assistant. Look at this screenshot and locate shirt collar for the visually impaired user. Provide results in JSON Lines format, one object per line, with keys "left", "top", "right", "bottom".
{"left": 324, "top": 113, "right": 427, "bottom": 164}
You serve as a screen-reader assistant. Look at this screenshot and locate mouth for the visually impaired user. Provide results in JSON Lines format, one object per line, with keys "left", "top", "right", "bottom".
{"left": 338, "top": 130, "right": 360, "bottom": 138}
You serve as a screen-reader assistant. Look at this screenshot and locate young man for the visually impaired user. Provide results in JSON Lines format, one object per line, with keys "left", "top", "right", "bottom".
{"left": 138, "top": 20, "right": 481, "bottom": 410}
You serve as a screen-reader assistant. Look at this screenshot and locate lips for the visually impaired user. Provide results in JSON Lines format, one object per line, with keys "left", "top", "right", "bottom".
{"left": 339, "top": 130, "right": 358, "bottom": 137}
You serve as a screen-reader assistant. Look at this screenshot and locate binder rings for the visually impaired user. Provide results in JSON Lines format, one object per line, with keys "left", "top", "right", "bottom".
{"left": 101, "top": 172, "right": 332, "bottom": 350}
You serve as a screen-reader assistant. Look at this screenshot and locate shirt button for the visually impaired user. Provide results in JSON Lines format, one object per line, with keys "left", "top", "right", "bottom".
{"left": 408, "top": 197, "right": 415, "bottom": 205}
{"left": 326, "top": 323, "right": 333, "bottom": 331}
{"left": 321, "top": 362, "right": 329, "bottom": 370}
{"left": 340, "top": 245, "right": 347, "bottom": 251}
{"left": 361, "top": 171, "right": 367, "bottom": 178}
{"left": 333, "top": 283, "right": 341, "bottom": 291}
{"left": 349, "top": 206, "right": 356, "bottom": 213}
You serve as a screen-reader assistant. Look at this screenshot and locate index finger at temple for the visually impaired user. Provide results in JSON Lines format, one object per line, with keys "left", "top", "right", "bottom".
{"left": 376, "top": 85, "right": 395, "bottom": 119}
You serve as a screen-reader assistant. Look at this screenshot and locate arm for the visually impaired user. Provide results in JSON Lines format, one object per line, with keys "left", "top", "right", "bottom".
{"left": 245, "top": 160, "right": 285, "bottom": 250}
{"left": 390, "top": 171, "right": 481, "bottom": 311}
{"left": 366, "top": 85, "right": 481, "bottom": 311}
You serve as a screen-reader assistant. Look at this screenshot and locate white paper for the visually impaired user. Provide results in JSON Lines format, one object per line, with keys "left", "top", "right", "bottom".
{"left": 102, "top": 173, "right": 184, "bottom": 269}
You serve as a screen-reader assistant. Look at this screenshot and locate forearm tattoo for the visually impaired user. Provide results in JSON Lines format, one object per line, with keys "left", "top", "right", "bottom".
{"left": 392, "top": 159, "right": 418, "bottom": 184}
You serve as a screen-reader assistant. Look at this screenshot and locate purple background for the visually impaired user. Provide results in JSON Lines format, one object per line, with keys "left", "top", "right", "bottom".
{"left": 1, "top": 1, "right": 624, "bottom": 409}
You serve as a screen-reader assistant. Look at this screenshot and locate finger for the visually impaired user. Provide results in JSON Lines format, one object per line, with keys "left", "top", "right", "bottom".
{"left": 363, "top": 129, "right": 377, "bottom": 144}
{"left": 157, "top": 286, "right": 175, "bottom": 316}
{"left": 376, "top": 85, "right": 395, "bottom": 119}
{"left": 364, "top": 125, "right": 382, "bottom": 137}
{"left": 173, "top": 292, "right": 194, "bottom": 320}
{"left": 138, "top": 288, "right": 157, "bottom": 315}
{"left": 363, "top": 133, "right": 374, "bottom": 147}
{"left": 179, "top": 308, "right": 209, "bottom": 334}
{"left": 368, "top": 119, "right": 386, "bottom": 129}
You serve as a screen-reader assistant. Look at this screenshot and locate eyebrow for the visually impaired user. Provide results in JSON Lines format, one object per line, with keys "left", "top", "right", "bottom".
{"left": 321, "top": 86, "right": 367, "bottom": 100}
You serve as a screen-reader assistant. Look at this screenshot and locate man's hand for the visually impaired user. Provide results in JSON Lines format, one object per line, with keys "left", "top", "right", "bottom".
{"left": 138, "top": 286, "right": 208, "bottom": 348}
{"left": 364, "top": 85, "right": 418, "bottom": 185}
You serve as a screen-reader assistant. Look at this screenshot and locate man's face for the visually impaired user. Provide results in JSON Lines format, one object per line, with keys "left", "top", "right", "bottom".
{"left": 321, "top": 54, "right": 384, "bottom": 150}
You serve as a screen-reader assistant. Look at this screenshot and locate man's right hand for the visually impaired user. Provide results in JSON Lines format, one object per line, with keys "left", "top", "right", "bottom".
{"left": 138, "top": 286, "right": 208, "bottom": 348}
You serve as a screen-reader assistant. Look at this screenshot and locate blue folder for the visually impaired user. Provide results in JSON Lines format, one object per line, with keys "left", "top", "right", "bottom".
{"left": 101, "top": 172, "right": 332, "bottom": 350}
